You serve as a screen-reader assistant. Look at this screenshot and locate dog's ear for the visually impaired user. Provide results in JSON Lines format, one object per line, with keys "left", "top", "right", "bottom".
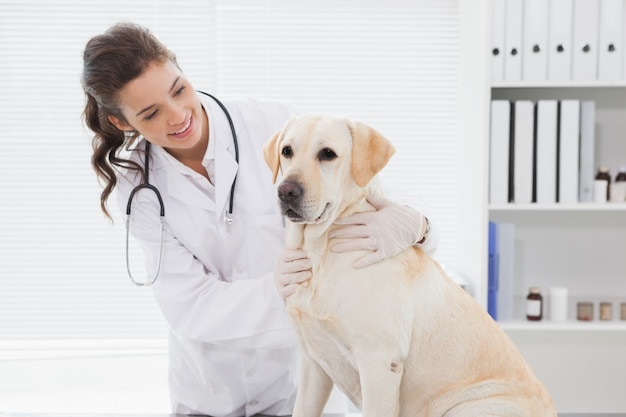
{"left": 263, "top": 127, "right": 286, "bottom": 184}
{"left": 349, "top": 120, "right": 396, "bottom": 187}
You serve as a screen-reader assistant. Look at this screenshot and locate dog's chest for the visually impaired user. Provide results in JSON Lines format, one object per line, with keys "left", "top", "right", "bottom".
{"left": 286, "top": 257, "right": 358, "bottom": 356}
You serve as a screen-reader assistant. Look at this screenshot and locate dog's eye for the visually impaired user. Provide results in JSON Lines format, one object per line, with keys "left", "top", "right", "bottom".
{"left": 281, "top": 146, "right": 293, "bottom": 158}
{"left": 318, "top": 148, "right": 337, "bottom": 161}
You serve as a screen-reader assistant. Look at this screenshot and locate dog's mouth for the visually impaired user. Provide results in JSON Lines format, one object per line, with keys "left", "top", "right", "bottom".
{"left": 282, "top": 203, "right": 331, "bottom": 224}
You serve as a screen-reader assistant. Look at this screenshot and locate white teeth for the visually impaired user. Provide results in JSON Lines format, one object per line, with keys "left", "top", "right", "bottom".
{"left": 173, "top": 118, "right": 191, "bottom": 135}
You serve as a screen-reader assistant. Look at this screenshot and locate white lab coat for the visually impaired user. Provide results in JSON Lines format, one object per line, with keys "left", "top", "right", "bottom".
{"left": 117, "top": 95, "right": 301, "bottom": 416}
{"left": 116, "top": 93, "right": 438, "bottom": 416}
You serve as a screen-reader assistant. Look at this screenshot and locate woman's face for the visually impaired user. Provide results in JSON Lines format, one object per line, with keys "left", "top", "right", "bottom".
{"left": 109, "top": 60, "right": 207, "bottom": 158}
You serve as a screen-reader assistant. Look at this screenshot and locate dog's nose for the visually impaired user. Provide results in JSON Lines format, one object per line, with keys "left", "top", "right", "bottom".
{"left": 278, "top": 180, "right": 303, "bottom": 203}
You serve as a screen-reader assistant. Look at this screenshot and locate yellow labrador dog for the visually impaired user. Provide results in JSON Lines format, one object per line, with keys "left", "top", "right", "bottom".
{"left": 263, "top": 115, "right": 556, "bottom": 417}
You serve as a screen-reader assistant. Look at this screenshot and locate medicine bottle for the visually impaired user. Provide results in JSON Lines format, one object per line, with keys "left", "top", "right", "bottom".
{"left": 596, "top": 167, "right": 611, "bottom": 200}
{"left": 616, "top": 167, "right": 626, "bottom": 183}
{"left": 526, "top": 287, "right": 543, "bottom": 321}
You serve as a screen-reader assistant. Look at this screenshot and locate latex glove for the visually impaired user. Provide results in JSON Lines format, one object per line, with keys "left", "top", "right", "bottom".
{"left": 274, "top": 249, "right": 312, "bottom": 301}
{"left": 329, "top": 193, "right": 426, "bottom": 269}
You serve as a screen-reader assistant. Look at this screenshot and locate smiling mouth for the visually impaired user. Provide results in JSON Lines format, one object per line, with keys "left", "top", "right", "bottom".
{"left": 171, "top": 117, "right": 192, "bottom": 135}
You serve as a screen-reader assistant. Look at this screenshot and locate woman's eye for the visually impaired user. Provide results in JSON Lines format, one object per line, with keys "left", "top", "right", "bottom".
{"left": 281, "top": 146, "right": 293, "bottom": 158}
{"left": 145, "top": 110, "right": 158, "bottom": 121}
{"left": 174, "top": 85, "right": 186, "bottom": 96}
{"left": 318, "top": 148, "right": 337, "bottom": 161}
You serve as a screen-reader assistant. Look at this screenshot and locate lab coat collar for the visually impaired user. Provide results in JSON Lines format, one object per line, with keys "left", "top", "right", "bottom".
{"left": 153, "top": 144, "right": 216, "bottom": 212}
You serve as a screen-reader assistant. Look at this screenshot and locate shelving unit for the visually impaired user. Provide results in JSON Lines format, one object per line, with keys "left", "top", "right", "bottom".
{"left": 456, "top": 1, "right": 626, "bottom": 411}
{"left": 485, "top": 94, "right": 626, "bottom": 410}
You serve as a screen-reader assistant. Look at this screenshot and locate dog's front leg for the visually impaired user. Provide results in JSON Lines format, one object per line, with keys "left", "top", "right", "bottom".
{"left": 292, "top": 354, "right": 334, "bottom": 417}
{"left": 356, "top": 350, "right": 403, "bottom": 417}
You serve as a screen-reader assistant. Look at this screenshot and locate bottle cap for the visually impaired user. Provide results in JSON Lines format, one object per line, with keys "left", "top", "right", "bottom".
{"left": 529, "top": 287, "right": 541, "bottom": 294}
{"left": 599, "top": 167, "right": 610, "bottom": 173}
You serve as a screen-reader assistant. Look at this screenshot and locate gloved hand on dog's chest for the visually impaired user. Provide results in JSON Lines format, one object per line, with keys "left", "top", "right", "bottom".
{"left": 274, "top": 248, "right": 312, "bottom": 301}
{"left": 329, "top": 193, "right": 427, "bottom": 269}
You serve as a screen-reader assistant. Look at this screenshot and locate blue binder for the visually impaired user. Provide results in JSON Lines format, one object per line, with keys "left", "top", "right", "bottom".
{"left": 487, "top": 222, "right": 499, "bottom": 320}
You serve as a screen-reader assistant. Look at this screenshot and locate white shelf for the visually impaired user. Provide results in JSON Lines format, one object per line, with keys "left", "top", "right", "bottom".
{"left": 499, "top": 320, "right": 626, "bottom": 332}
{"left": 492, "top": 81, "right": 626, "bottom": 88}
{"left": 489, "top": 203, "right": 626, "bottom": 211}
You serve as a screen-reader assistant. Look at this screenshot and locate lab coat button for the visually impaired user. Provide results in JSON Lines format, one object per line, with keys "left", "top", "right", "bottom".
{"left": 249, "top": 400, "right": 259, "bottom": 406}
{"left": 246, "top": 368, "right": 255, "bottom": 377}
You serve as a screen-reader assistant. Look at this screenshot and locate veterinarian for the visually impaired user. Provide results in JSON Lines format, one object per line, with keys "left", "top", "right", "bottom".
{"left": 81, "top": 21, "right": 438, "bottom": 417}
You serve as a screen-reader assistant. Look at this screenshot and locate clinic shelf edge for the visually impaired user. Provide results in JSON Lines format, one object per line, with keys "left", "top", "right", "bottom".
{"left": 489, "top": 203, "right": 626, "bottom": 212}
{"left": 499, "top": 320, "right": 626, "bottom": 332}
{"left": 492, "top": 81, "right": 626, "bottom": 89}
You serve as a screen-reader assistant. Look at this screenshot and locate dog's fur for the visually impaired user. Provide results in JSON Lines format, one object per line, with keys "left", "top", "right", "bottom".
{"left": 263, "top": 115, "right": 557, "bottom": 417}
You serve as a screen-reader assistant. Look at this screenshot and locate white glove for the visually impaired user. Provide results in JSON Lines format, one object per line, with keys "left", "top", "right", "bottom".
{"left": 274, "top": 248, "right": 312, "bottom": 301}
{"left": 329, "top": 193, "right": 427, "bottom": 269}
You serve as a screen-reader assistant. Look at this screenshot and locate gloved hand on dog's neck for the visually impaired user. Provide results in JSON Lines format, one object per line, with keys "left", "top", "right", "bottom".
{"left": 329, "top": 193, "right": 428, "bottom": 269}
{"left": 274, "top": 192, "right": 429, "bottom": 301}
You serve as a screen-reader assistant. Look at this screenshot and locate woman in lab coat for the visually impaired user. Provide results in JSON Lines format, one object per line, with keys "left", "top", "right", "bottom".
{"left": 81, "top": 22, "right": 437, "bottom": 417}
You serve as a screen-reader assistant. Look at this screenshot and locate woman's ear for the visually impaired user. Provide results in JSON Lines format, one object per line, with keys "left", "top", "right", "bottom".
{"left": 108, "top": 115, "right": 132, "bottom": 132}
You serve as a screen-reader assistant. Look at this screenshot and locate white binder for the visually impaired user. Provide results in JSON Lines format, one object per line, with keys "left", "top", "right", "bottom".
{"left": 559, "top": 100, "right": 581, "bottom": 203}
{"left": 598, "top": 0, "right": 624, "bottom": 81}
{"left": 572, "top": 0, "right": 600, "bottom": 81}
{"left": 491, "top": 0, "right": 506, "bottom": 82}
{"left": 535, "top": 100, "right": 558, "bottom": 204}
{"left": 504, "top": 0, "right": 524, "bottom": 82}
{"left": 489, "top": 100, "right": 512, "bottom": 205}
{"left": 522, "top": 0, "right": 549, "bottom": 81}
{"left": 548, "top": 0, "right": 574, "bottom": 81}
{"left": 578, "top": 101, "right": 596, "bottom": 203}
{"left": 513, "top": 100, "right": 534, "bottom": 204}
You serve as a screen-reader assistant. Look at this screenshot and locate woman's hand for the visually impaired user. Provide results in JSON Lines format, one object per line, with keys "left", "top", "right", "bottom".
{"left": 274, "top": 248, "right": 312, "bottom": 301}
{"left": 329, "top": 193, "right": 427, "bottom": 269}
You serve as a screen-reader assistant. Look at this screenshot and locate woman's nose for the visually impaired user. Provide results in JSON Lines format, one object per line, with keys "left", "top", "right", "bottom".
{"left": 167, "top": 103, "right": 186, "bottom": 125}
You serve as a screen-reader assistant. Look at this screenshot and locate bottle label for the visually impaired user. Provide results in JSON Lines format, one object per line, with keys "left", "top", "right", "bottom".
{"left": 527, "top": 299, "right": 541, "bottom": 317}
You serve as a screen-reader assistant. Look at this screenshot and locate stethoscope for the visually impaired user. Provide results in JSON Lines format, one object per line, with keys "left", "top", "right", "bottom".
{"left": 125, "top": 92, "right": 239, "bottom": 287}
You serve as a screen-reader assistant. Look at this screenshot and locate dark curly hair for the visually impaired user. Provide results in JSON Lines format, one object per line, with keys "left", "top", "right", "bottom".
{"left": 81, "top": 22, "right": 178, "bottom": 220}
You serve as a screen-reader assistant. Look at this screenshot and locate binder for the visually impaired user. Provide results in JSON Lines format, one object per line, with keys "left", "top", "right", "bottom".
{"left": 522, "top": 0, "right": 549, "bottom": 81}
{"left": 491, "top": 0, "right": 506, "bottom": 82}
{"left": 489, "top": 100, "right": 512, "bottom": 204}
{"left": 579, "top": 101, "right": 596, "bottom": 203}
{"left": 535, "top": 100, "right": 558, "bottom": 204}
{"left": 512, "top": 100, "right": 534, "bottom": 204}
{"left": 504, "top": 0, "right": 524, "bottom": 82}
{"left": 559, "top": 100, "right": 581, "bottom": 203}
{"left": 548, "top": 0, "right": 574, "bottom": 81}
{"left": 488, "top": 222, "right": 499, "bottom": 320}
{"left": 496, "top": 222, "right": 515, "bottom": 322}
{"left": 598, "top": 0, "right": 624, "bottom": 81}
{"left": 572, "top": 0, "right": 600, "bottom": 81}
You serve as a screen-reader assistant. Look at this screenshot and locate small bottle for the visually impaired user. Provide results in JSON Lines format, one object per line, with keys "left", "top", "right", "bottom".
{"left": 526, "top": 287, "right": 543, "bottom": 321}
{"left": 610, "top": 167, "right": 626, "bottom": 202}
{"left": 596, "top": 167, "right": 611, "bottom": 201}
{"left": 600, "top": 302, "right": 613, "bottom": 321}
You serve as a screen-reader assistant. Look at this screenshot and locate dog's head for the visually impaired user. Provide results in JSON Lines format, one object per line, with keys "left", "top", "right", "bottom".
{"left": 263, "top": 115, "right": 395, "bottom": 224}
